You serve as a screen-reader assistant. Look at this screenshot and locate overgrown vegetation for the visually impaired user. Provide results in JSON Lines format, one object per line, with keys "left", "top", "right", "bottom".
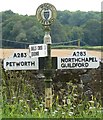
{"left": 1, "top": 10, "right": 102, "bottom": 48}
{"left": 2, "top": 65, "right": 103, "bottom": 118}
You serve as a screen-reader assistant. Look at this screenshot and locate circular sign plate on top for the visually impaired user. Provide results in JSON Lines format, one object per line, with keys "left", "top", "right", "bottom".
{"left": 36, "top": 3, "right": 57, "bottom": 26}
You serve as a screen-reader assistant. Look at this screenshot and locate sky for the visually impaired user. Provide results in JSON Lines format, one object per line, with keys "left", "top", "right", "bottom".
{"left": 0, "top": 0, "right": 102, "bottom": 15}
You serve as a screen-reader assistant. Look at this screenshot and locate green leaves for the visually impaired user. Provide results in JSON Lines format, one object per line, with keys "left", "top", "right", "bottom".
{"left": 2, "top": 68, "right": 102, "bottom": 118}
{"left": 1, "top": 10, "right": 101, "bottom": 48}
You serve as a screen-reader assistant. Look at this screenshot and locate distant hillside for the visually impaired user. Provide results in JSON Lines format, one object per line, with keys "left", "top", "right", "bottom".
{"left": 1, "top": 10, "right": 102, "bottom": 48}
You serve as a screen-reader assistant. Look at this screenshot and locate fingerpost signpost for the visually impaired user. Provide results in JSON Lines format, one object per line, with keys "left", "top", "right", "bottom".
{"left": 36, "top": 3, "right": 57, "bottom": 109}
{"left": 3, "top": 3, "right": 100, "bottom": 111}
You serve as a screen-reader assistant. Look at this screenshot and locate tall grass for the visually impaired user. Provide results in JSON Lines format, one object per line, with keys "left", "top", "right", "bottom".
{"left": 2, "top": 69, "right": 102, "bottom": 118}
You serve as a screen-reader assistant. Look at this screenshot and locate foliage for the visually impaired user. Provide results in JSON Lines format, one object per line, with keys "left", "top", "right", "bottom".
{"left": 1, "top": 10, "right": 102, "bottom": 48}
{"left": 2, "top": 66, "right": 103, "bottom": 118}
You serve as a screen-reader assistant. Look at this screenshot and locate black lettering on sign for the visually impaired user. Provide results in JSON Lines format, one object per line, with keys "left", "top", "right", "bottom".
{"left": 72, "top": 52, "right": 76, "bottom": 56}
{"left": 61, "top": 62, "right": 89, "bottom": 68}
{"left": 73, "top": 51, "right": 86, "bottom": 57}
{"left": 31, "top": 51, "right": 39, "bottom": 56}
{"left": 38, "top": 46, "right": 42, "bottom": 50}
{"left": 6, "top": 62, "right": 10, "bottom": 66}
{"left": 13, "top": 53, "right": 18, "bottom": 58}
{"left": 13, "top": 53, "right": 27, "bottom": 58}
{"left": 31, "top": 46, "right": 36, "bottom": 51}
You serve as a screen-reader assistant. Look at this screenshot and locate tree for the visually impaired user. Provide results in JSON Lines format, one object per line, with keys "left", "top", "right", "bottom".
{"left": 83, "top": 19, "right": 101, "bottom": 46}
{"left": 51, "top": 20, "right": 68, "bottom": 43}
{"left": 11, "top": 21, "right": 23, "bottom": 38}
{"left": 1, "top": 10, "right": 101, "bottom": 48}
{"left": 16, "top": 32, "right": 27, "bottom": 42}
{"left": 71, "top": 27, "right": 84, "bottom": 40}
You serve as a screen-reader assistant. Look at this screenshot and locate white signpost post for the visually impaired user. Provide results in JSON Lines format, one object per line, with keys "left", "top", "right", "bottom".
{"left": 4, "top": 51, "right": 38, "bottom": 70}
{"left": 29, "top": 44, "right": 47, "bottom": 57}
{"left": 57, "top": 50, "right": 100, "bottom": 69}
